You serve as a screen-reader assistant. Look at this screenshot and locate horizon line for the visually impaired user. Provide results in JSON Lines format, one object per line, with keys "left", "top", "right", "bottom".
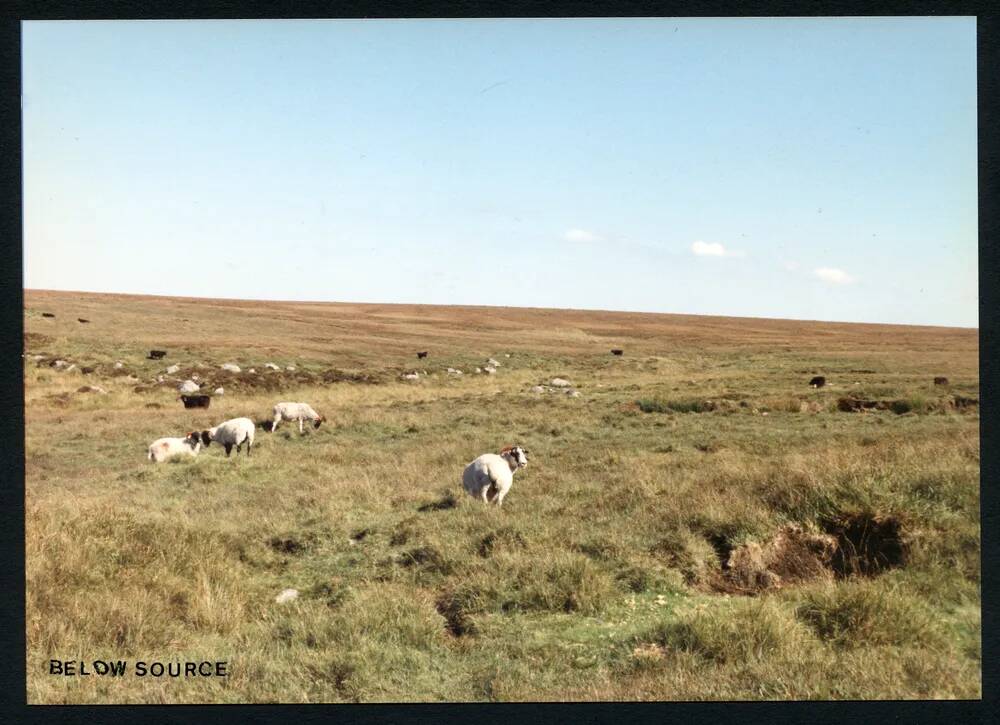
{"left": 22, "top": 287, "right": 980, "bottom": 332}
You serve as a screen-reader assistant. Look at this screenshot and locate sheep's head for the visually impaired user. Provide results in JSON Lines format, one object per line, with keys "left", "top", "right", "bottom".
{"left": 500, "top": 445, "right": 529, "bottom": 469}
{"left": 200, "top": 430, "right": 212, "bottom": 447}
{"left": 314, "top": 415, "right": 325, "bottom": 429}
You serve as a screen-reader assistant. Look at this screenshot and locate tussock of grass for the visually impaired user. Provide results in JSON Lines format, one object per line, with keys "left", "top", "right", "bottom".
{"left": 795, "top": 581, "right": 945, "bottom": 648}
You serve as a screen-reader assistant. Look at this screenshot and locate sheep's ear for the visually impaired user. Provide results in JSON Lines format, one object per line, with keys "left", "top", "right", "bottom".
{"left": 499, "top": 445, "right": 513, "bottom": 455}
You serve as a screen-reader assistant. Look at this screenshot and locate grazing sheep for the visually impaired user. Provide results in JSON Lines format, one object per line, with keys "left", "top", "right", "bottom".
{"left": 41, "top": 312, "right": 55, "bottom": 318}
{"left": 148, "top": 350, "right": 167, "bottom": 359}
{"left": 462, "top": 445, "right": 529, "bottom": 507}
{"left": 271, "top": 402, "right": 326, "bottom": 434}
{"left": 934, "top": 376, "right": 949, "bottom": 386}
{"left": 179, "top": 394, "right": 211, "bottom": 409}
{"left": 809, "top": 376, "right": 826, "bottom": 388}
{"left": 148, "top": 432, "right": 202, "bottom": 463}
{"left": 611, "top": 349, "right": 624, "bottom": 356}
{"left": 416, "top": 351, "right": 428, "bottom": 359}
{"left": 201, "top": 417, "right": 256, "bottom": 457}
{"left": 77, "top": 318, "right": 90, "bottom": 323}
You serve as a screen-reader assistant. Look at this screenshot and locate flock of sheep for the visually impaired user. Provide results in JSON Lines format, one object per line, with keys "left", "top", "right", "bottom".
{"left": 147, "top": 383, "right": 530, "bottom": 507}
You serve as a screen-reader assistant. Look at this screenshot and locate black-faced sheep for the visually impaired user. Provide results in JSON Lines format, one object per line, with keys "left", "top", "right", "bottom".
{"left": 201, "top": 417, "right": 255, "bottom": 457}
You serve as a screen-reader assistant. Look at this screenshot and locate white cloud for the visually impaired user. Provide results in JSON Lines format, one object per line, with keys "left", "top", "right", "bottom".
{"left": 814, "top": 267, "right": 856, "bottom": 285}
{"left": 691, "top": 240, "right": 745, "bottom": 258}
{"left": 564, "top": 228, "right": 598, "bottom": 243}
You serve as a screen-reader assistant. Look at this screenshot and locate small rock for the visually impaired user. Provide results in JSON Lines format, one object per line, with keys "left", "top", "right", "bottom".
{"left": 248, "top": 368, "right": 256, "bottom": 374}
{"left": 550, "top": 378, "right": 571, "bottom": 387}
{"left": 113, "top": 361, "right": 124, "bottom": 369}
{"left": 504, "top": 353, "right": 511, "bottom": 358}
{"left": 265, "top": 362, "right": 280, "bottom": 370}
{"left": 191, "top": 374, "right": 199, "bottom": 381}
{"left": 221, "top": 363, "right": 241, "bottom": 373}
{"left": 274, "top": 588, "right": 299, "bottom": 604}
{"left": 566, "top": 389, "right": 581, "bottom": 397}
{"left": 178, "top": 380, "right": 200, "bottom": 394}
{"left": 487, "top": 358, "right": 501, "bottom": 367}
{"left": 474, "top": 367, "right": 482, "bottom": 374}
{"left": 447, "top": 368, "right": 463, "bottom": 375}
{"left": 484, "top": 366, "right": 496, "bottom": 374}
{"left": 286, "top": 365, "right": 296, "bottom": 372}
{"left": 214, "top": 387, "right": 224, "bottom": 395}
{"left": 402, "top": 372, "right": 420, "bottom": 381}
{"left": 76, "top": 385, "right": 107, "bottom": 394}
{"left": 165, "top": 364, "right": 180, "bottom": 374}
{"left": 529, "top": 385, "right": 546, "bottom": 394}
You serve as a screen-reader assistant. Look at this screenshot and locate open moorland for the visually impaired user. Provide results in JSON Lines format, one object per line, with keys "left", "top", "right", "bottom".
{"left": 24, "top": 289, "right": 980, "bottom": 702}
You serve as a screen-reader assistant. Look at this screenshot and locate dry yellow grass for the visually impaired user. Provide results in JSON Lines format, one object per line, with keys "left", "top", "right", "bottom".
{"left": 24, "top": 289, "right": 980, "bottom": 702}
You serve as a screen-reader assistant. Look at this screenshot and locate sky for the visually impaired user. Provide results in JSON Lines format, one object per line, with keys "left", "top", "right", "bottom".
{"left": 22, "top": 18, "right": 978, "bottom": 327}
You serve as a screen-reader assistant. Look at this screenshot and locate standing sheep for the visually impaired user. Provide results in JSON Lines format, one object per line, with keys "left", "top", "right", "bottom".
{"left": 462, "top": 445, "right": 529, "bottom": 507}
{"left": 270, "top": 402, "right": 326, "bottom": 434}
{"left": 148, "top": 432, "right": 202, "bottom": 463}
{"left": 201, "top": 417, "right": 256, "bottom": 457}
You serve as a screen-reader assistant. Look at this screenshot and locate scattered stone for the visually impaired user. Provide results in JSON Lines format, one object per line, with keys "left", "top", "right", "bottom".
{"left": 221, "top": 363, "right": 241, "bottom": 373}
{"left": 487, "top": 358, "right": 501, "bottom": 367}
{"left": 286, "top": 365, "right": 296, "bottom": 372}
{"left": 214, "top": 387, "right": 224, "bottom": 395}
{"left": 165, "top": 364, "right": 180, "bottom": 374}
{"left": 447, "top": 368, "right": 463, "bottom": 375}
{"left": 76, "top": 385, "right": 107, "bottom": 394}
{"left": 530, "top": 385, "right": 546, "bottom": 394}
{"left": 567, "top": 390, "right": 581, "bottom": 397}
{"left": 550, "top": 378, "right": 571, "bottom": 387}
{"left": 248, "top": 368, "right": 256, "bottom": 374}
{"left": 178, "top": 380, "right": 200, "bottom": 394}
{"left": 484, "top": 366, "right": 496, "bottom": 374}
{"left": 402, "top": 372, "right": 420, "bottom": 380}
{"left": 275, "top": 588, "right": 299, "bottom": 604}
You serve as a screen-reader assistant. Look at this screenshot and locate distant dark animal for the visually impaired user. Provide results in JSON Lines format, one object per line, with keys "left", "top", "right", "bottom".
{"left": 611, "top": 349, "right": 624, "bottom": 356}
{"left": 77, "top": 318, "right": 90, "bottom": 324}
{"left": 41, "top": 312, "right": 55, "bottom": 318}
{"left": 80, "top": 366, "right": 95, "bottom": 375}
{"left": 809, "top": 376, "right": 826, "bottom": 388}
{"left": 148, "top": 350, "right": 167, "bottom": 359}
{"left": 416, "top": 351, "right": 428, "bottom": 359}
{"left": 934, "top": 376, "right": 949, "bottom": 386}
{"left": 179, "top": 394, "right": 211, "bottom": 409}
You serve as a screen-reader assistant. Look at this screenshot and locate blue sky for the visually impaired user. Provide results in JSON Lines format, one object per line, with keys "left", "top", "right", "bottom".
{"left": 22, "top": 18, "right": 977, "bottom": 327}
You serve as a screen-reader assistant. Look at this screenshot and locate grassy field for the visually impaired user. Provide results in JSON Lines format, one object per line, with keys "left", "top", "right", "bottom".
{"left": 23, "top": 289, "right": 981, "bottom": 703}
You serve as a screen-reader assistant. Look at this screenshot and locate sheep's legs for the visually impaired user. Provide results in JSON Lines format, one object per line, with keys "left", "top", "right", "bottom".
{"left": 271, "top": 416, "right": 281, "bottom": 433}
{"left": 224, "top": 443, "right": 233, "bottom": 457}
{"left": 299, "top": 418, "right": 304, "bottom": 434}
{"left": 481, "top": 488, "right": 490, "bottom": 504}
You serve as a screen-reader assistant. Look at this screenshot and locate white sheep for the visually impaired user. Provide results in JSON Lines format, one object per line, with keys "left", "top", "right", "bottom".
{"left": 271, "top": 402, "right": 326, "bottom": 434}
{"left": 200, "top": 417, "right": 256, "bottom": 457}
{"left": 462, "top": 445, "right": 529, "bottom": 507}
{"left": 148, "top": 432, "right": 202, "bottom": 463}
